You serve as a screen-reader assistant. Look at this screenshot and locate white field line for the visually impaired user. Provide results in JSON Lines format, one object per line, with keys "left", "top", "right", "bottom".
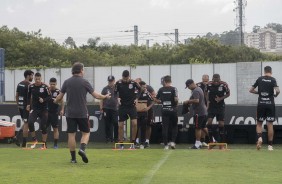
{"left": 140, "top": 151, "right": 172, "bottom": 184}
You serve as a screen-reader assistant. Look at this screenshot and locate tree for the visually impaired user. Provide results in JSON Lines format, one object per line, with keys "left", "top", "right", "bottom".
{"left": 64, "top": 36, "right": 77, "bottom": 49}
{"left": 252, "top": 25, "right": 261, "bottom": 33}
{"left": 265, "top": 23, "right": 282, "bottom": 33}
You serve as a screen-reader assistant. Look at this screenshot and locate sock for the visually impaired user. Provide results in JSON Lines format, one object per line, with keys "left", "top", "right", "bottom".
{"left": 136, "top": 138, "right": 139, "bottom": 144}
{"left": 257, "top": 133, "right": 262, "bottom": 140}
{"left": 145, "top": 139, "right": 149, "bottom": 143}
{"left": 70, "top": 151, "right": 76, "bottom": 161}
{"left": 54, "top": 139, "right": 58, "bottom": 146}
{"left": 80, "top": 143, "right": 86, "bottom": 151}
{"left": 195, "top": 140, "right": 201, "bottom": 147}
{"left": 268, "top": 141, "right": 273, "bottom": 146}
{"left": 22, "top": 138, "right": 27, "bottom": 146}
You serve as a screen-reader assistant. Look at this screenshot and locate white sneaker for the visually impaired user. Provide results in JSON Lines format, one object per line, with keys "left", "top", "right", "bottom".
{"left": 201, "top": 142, "right": 208, "bottom": 147}
{"left": 164, "top": 145, "right": 169, "bottom": 150}
{"left": 257, "top": 137, "right": 263, "bottom": 150}
{"left": 268, "top": 145, "right": 273, "bottom": 151}
{"left": 170, "top": 142, "right": 176, "bottom": 149}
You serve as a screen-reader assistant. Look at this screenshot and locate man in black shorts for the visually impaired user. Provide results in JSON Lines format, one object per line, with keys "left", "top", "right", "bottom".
{"left": 156, "top": 75, "right": 179, "bottom": 150}
{"left": 135, "top": 78, "right": 156, "bottom": 148}
{"left": 54, "top": 62, "right": 110, "bottom": 163}
{"left": 15, "top": 70, "right": 34, "bottom": 147}
{"left": 47, "top": 77, "right": 64, "bottom": 149}
{"left": 206, "top": 74, "right": 230, "bottom": 147}
{"left": 184, "top": 79, "right": 208, "bottom": 149}
{"left": 115, "top": 70, "right": 141, "bottom": 149}
{"left": 100, "top": 75, "right": 118, "bottom": 143}
{"left": 136, "top": 81, "right": 154, "bottom": 149}
{"left": 27, "top": 72, "right": 51, "bottom": 148}
{"left": 249, "top": 66, "right": 280, "bottom": 151}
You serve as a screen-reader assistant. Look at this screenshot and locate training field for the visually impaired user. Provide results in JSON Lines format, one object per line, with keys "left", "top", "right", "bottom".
{"left": 1, "top": 143, "right": 282, "bottom": 184}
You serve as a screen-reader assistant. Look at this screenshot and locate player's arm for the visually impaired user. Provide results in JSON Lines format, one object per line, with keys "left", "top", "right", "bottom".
{"left": 59, "top": 99, "right": 65, "bottom": 116}
{"left": 249, "top": 86, "right": 258, "bottom": 94}
{"left": 91, "top": 91, "right": 110, "bottom": 100}
{"left": 40, "top": 85, "right": 52, "bottom": 103}
{"left": 54, "top": 92, "right": 64, "bottom": 104}
{"left": 26, "top": 85, "right": 32, "bottom": 111}
{"left": 274, "top": 87, "right": 280, "bottom": 97}
{"left": 15, "top": 92, "right": 19, "bottom": 105}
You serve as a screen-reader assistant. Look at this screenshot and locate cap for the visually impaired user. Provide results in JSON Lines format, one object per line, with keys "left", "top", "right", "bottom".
{"left": 185, "top": 79, "right": 194, "bottom": 88}
{"left": 107, "top": 75, "right": 115, "bottom": 81}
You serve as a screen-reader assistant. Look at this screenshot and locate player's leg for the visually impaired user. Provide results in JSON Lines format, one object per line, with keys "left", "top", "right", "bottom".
{"left": 266, "top": 105, "right": 275, "bottom": 151}
{"left": 145, "top": 108, "right": 153, "bottom": 147}
{"left": 50, "top": 112, "right": 59, "bottom": 148}
{"left": 118, "top": 107, "right": 127, "bottom": 147}
{"left": 78, "top": 118, "right": 90, "bottom": 163}
{"left": 112, "top": 110, "right": 119, "bottom": 143}
{"left": 207, "top": 110, "right": 215, "bottom": 143}
{"left": 169, "top": 111, "right": 178, "bottom": 149}
{"left": 129, "top": 107, "right": 138, "bottom": 144}
{"left": 103, "top": 108, "right": 111, "bottom": 142}
{"left": 256, "top": 105, "right": 265, "bottom": 150}
{"left": 40, "top": 110, "right": 49, "bottom": 148}
{"left": 191, "top": 114, "right": 202, "bottom": 149}
{"left": 28, "top": 110, "right": 38, "bottom": 143}
{"left": 66, "top": 117, "right": 77, "bottom": 163}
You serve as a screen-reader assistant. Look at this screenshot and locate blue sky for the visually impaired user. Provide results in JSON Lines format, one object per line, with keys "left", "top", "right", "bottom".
{"left": 1, "top": 0, "right": 281, "bottom": 46}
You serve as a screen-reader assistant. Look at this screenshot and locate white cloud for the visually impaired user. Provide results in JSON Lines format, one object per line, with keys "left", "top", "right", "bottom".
{"left": 150, "top": 0, "right": 171, "bottom": 9}
{"left": 220, "top": 2, "right": 234, "bottom": 14}
{"left": 6, "top": 6, "right": 16, "bottom": 13}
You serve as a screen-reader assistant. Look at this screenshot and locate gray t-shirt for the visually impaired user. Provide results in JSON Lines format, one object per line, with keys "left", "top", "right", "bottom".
{"left": 61, "top": 75, "right": 94, "bottom": 118}
{"left": 101, "top": 85, "right": 118, "bottom": 110}
{"left": 190, "top": 87, "right": 207, "bottom": 116}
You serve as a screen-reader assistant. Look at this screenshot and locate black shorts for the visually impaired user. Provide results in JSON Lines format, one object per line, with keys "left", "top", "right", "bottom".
{"left": 194, "top": 114, "right": 207, "bottom": 129}
{"left": 208, "top": 106, "right": 225, "bottom": 121}
{"left": 19, "top": 108, "right": 29, "bottom": 122}
{"left": 257, "top": 105, "right": 276, "bottom": 122}
{"left": 66, "top": 117, "right": 90, "bottom": 133}
{"left": 47, "top": 112, "right": 59, "bottom": 128}
{"left": 28, "top": 109, "right": 48, "bottom": 132}
{"left": 118, "top": 106, "right": 137, "bottom": 122}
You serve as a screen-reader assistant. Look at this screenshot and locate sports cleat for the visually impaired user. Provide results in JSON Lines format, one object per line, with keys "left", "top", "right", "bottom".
{"left": 191, "top": 145, "right": 200, "bottom": 149}
{"left": 164, "top": 145, "right": 169, "bottom": 150}
{"left": 201, "top": 142, "right": 208, "bottom": 147}
{"left": 13, "top": 137, "right": 21, "bottom": 147}
{"left": 144, "top": 142, "right": 150, "bottom": 148}
{"left": 256, "top": 137, "right": 263, "bottom": 150}
{"left": 53, "top": 145, "right": 58, "bottom": 149}
{"left": 129, "top": 144, "right": 135, "bottom": 149}
{"left": 78, "top": 149, "right": 89, "bottom": 163}
{"left": 268, "top": 145, "right": 273, "bottom": 151}
{"left": 70, "top": 160, "right": 77, "bottom": 163}
{"left": 170, "top": 142, "right": 176, "bottom": 149}
{"left": 30, "top": 139, "right": 38, "bottom": 149}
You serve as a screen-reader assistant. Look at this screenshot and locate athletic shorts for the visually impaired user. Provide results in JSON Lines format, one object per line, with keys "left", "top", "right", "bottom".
{"left": 66, "top": 117, "right": 90, "bottom": 133}
{"left": 47, "top": 112, "right": 59, "bottom": 128}
{"left": 208, "top": 106, "right": 225, "bottom": 121}
{"left": 194, "top": 114, "right": 207, "bottom": 129}
{"left": 257, "top": 105, "right": 275, "bottom": 122}
{"left": 19, "top": 108, "right": 29, "bottom": 122}
{"left": 118, "top": 106, "right": 137, "bottom": 122}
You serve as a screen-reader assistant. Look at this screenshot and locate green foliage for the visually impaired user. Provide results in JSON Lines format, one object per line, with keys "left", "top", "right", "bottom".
{"left": 1, "top": 25, "right": 282, "bottom": 69}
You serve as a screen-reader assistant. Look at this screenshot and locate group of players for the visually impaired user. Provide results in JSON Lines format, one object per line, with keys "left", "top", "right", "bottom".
{"left": 14, "top": 70, "right": 64, "bottom": 149}
{"left": 13, "top": 63, "right": 280, "bottom": 163}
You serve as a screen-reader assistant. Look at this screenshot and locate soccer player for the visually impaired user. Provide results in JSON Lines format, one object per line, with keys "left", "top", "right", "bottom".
{"left": 136, "top": 81, "right": 154, "bottom": 149}
{"left": 15, "top": 70, "right": 34, "bottom": 147}
{"left": 115, "top": 70, "right": 141, "bottom": 149}
{"left": 54, "top": 62, "right": 110, "bottom": 163}
{"left": 184, "top": 79, "right": 208, "bottom": 149}
{"left": 196, "top": 74, "right": 209, "bottom": 147}
{"left": 249, "top": 66, "right": 280, "bottom": 151}
{"left": 156, "top": 75, "right": 179, "bottom": 150}
{"left": 206, "top": 74, "right": 230, "bottom": 147}
{"left": 100, "top": 75, "right": 118, "bottom": 143}
{"left": 27, "top": 72, "right": 51, "bottom": 148}
{"left": 135, "top": 78, "right": 156, "bottom": 148}
{"left": 47, "top": 77, "right": 64, "bottom": 149}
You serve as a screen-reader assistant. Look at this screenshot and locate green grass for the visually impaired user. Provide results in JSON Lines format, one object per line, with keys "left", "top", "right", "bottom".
{"left": 1, "top": 143, "right": 282, "bottom": 184}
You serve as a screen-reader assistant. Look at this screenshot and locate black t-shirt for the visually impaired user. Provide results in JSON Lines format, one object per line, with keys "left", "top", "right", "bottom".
{"left": 115, "top": 80, "right": 141, "bottom": 107}
{"left": 27, "top": 83, "right": 51, "bottom": 111}
{"left": 16, "top": 80, "right": 31, "bottom": 109}
{"left": 206, "top": 81, "right": 230, "bottom": 107}
{"left": 48, "top": 88, "right": 60, "bottom": 113}
{"left": 252, "top": 76, "right": 278, "bottom": 105}
{"left": 156, "top": 86, "right": 178, "bottom": 111}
